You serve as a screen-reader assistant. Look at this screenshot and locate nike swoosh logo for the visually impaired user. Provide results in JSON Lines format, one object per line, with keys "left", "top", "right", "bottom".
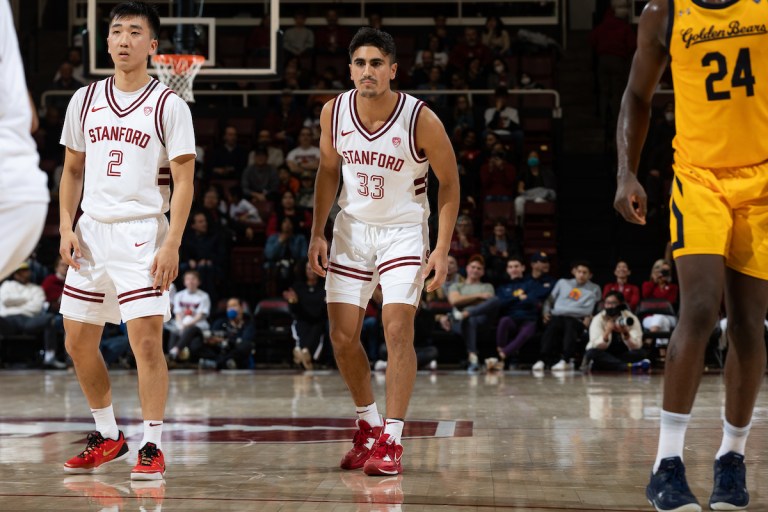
{"left": 135, "top": 241, "right": 149, "bottom": 247}
{"left": 341, "top": 130, "right": 355, "bottom": 137}
{"left": 91, "top": 106, "right": 107, "bottom": 112}
{"left": 148, "top": 422, "right": 162, "bottom": 427}
{"left": 103, "top": 445, "right": 119, "bottom": 457}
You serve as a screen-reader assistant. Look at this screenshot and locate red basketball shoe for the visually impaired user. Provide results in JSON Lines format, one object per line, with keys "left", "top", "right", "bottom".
{"left": 340, "top": 420, "right": 383, "bottom": 470}
{"left": 63, "top": 431, "right": 129, "bottom": 474}
{"left": 363, "top": 434, "right": 403, "bottom": 476}
{"left": 131, "top": 443, "right": 165, "bottom": 480}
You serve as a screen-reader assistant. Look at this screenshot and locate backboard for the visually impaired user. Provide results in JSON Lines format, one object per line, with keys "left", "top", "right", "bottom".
{"left": 85, "top": 0, "right": 280, "bottom": 78}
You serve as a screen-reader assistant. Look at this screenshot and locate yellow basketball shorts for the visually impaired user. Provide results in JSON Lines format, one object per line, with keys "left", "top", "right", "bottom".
{"left": 670, "top": 161, "right": 768, "bottom": 280}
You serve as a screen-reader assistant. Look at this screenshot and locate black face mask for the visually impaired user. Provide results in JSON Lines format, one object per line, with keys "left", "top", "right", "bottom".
{"left": 605, "top": 304, "right": 625, "bottom": 317}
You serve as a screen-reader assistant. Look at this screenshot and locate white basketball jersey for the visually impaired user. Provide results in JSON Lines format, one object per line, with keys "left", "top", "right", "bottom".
{"left": 60, "top": 77, "right": 196, "bottom": 222}
{"left": 0, "top": 0, "right": 48, "bottom": 204}
{"left": 332, "top": 90, "right": 430, "bottom": 227}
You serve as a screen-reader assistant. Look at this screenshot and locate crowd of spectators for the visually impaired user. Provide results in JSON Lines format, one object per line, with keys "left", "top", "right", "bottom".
{"left": 0, "top": 9, "right": 697, "bottom": 372}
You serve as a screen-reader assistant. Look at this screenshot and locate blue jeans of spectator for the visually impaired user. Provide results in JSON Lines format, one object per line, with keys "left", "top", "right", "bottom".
{"left": 362, "top": 316, "right": 379, "bottom": 361}
{"left": 452, "top": 298, "right": 500, "bottom": 355}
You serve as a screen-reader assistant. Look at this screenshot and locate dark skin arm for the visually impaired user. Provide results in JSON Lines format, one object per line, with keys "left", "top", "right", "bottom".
{"left": 614, "top": 0, "right": 669, "bottom": 225}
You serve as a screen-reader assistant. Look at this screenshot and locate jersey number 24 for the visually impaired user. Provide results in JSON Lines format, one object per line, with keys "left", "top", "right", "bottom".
{"left": 702, "top": 47, "right": 755, "bottom": 101}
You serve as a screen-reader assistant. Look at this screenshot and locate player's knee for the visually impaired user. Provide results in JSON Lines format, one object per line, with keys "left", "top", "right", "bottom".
{"left": 64, "top": 337, "right": 88, "bottom": 360}
{"left": 383, "top": 321, "right": 412, "bottom": 347}
{"left": 130, "top": 336, "right": 163, "bottom": 361}
{"left": 726, "top": 315, "right": 767, "bottom": 350}
{"left": 329, "top": 327, "right": 359, "bottom": 349}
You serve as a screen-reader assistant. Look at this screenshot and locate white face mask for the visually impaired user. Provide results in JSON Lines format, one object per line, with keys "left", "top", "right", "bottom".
{"left": 494, "top": 65, "right": 505, "bottom": 74}
{"left": 664, "top": 112, "right": 675, "bottom": 123}
{"left": 520, "top": 76, "right": 531, "bottom": 85}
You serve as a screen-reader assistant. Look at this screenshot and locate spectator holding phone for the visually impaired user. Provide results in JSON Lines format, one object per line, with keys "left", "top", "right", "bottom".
{"left": 641, "top": 259, "right": 678, "bottom": 343}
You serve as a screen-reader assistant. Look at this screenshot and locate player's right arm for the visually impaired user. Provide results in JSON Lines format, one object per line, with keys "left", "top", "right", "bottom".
{"left": 308, "top": 98, "right": 342, "bottom": 277}
{"left": 614, "top": 0, "right": 669, "bottom": 225}
{"left": 59, "top": 147, "right": 85, "bottom": 270}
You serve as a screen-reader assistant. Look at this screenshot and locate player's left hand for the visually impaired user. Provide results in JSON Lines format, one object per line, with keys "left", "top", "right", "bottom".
{"left": 423, "top": 248, "right": 448, "bottom": 293}
{"left": 614, "top": 172, "right": 647, "bottom": 225}
{"left": 151, "top": 245, "right": 179, "bottom": 291}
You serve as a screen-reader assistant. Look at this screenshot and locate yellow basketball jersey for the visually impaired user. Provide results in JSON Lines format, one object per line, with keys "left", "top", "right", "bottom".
{"left": 668, "top": 0, "right": 768, "bottom": 168}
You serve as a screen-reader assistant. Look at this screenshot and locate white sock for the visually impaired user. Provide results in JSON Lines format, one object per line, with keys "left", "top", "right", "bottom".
{"left": 44, "top": 350, "right": 56, "bottom": 362}
{"left": 383, "top": 418, "right": 404, "bottom": 444}
{"left": 356, "top": 403, "right": 382, "bottom": 428}
{"left": 715, "top": 419, "right": 751, "bottom": 459}
{"left": 653, "top": 410, "right": 690, "bottom": 473}
{"left": 140, "top": 420, "right": 163, "bottom": 450}
{"left": 91, "top": 405, "right": 119, "bottom": 441}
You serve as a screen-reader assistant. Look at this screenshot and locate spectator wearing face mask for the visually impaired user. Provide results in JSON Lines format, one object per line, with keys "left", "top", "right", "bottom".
{"left": 514, "top": 150, "right": 556, "bottom": 223}
{"left": 198, "top": 297, "right": 256, "bottom": 370}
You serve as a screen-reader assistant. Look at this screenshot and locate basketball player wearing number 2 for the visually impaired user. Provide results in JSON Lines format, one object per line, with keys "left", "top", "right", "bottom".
{"left": 308, "top": 27, "right": 460, "bottom": 476}
{"left": 58, "top": 2, "right": 195, "bottom": 480}
{"left": 615, "top": 1, "right": 768, "bottom": 510}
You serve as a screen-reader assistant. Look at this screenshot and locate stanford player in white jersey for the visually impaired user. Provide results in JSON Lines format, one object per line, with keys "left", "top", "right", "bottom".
{"left": 57, "top": 2, "right": 195, "bottom": 481}
{"left": 308, "top": 27, "right": 460, "bottom": 476}
{"left": 0, "top": 0, "right": 49, "bottom": 280}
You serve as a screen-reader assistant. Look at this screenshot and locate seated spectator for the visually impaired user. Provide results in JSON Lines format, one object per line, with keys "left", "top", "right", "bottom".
{"left": 227, "top": 186, "right": 263, "bottom": 243}
{"left": 527, "top": 251, "right": 557, "bottom": 302}
{"left": 534, "top": 260, "right": 601, "bottom": 372}
{"left": 282, "top": 11, "right": 314, "bottom": 58}
{"left": 514, "top": 71, "right": 545, "bottom": 90}
{"left": 410, "top": 49, "right": 437, "bottom": 87}
{"left": 0, "top": 262, "right": 62, "bottom": 368}
{"left": 277, "top": 165, "right": 301, "bottom": 198}
{"left": 495, "top": 257, "right": 540, "bottom": 365}
{"left": 450, "top": 27, "right": 491, "bottom": 72}
{"left": 487, "top": 57, "right": 513, "bottom": 90}
{"left": 198, "top": 297, "right": 256, "bottom": 370}
{"left": 41, "top": 257, "right": 68, "bottom": 313}
{"left": 481, "top": 220, "right": 521, "bottom": 285}
{"left": 286, "top": 128, "right": 321, "bottom": 176}
{"left": 296, "top": 171, "right": 315, "bottom": 209}
{"left": 585, "top": 291, "right": 648, "bottom": 372}
{"left": 263, "top": 90, "right": 305, "bottom": 147}
{"left": 416, "top": 34, "right": 449, "bottom": 70}
{"left": 641, "top": 259, "right": 679, "bottom": 345}
{"left": 484, "top": 87, "right": 523, "bottom": 154}
{"left": 180, "top": 212, "right": 227, "bottom": 301}
{"left": 482, "top": 16, "right": 511, "bottom": 56}
{"left": 208, "top": 126, "right": 248, "bottom": 180}
{"left": 416, "top": 66, "right": 447, "bottom": 109}
{"left": 200, "top": 187, "right": 230, "bottom": 234}
{"left": 249, "top": 130, "right": 285, "bottom": 169}
{"left": 242, "top": 145, "right": 279, "bottom": 203}
{"left": 450, "top": 215, "right": 481, "bottom": 268}
{"left": 266, "top": 190, "right": 312, "bottom": 237}
{"left": 514, "top": 150, "right": 556, "bottom": 223}
{"left": 425, "top": 254, "right": 464, "bottom": 302}
{"left": 50, "top": 62, "right": 84, "bottom": 110}
{"left": 361, "top": 288, "right": 383, "bottom": 363}
{"left": 448, "top": 95, "right": 477, "bottom": 142}
{"left": 53, "top": 47, "right": 86, "bottom": 85}
{"left": 303, "top": 101, "right": 324, "bottom": 142}
{"left": 100, "top": 323, "right": 131, "bottom": 368}
{"left": 283, "top": 262, "right": 327, "bottom": 370}
{"left": 449, "top": 255, "right": 499, "bottom": 372}
{"left": 265, "top": 217, "right": 309, "bottom": 291}
{"left": 603, "top": 260, "right": 640, "bottom": 311}
{"left": 480, "top": 149, "right": 516, "bottom": 199}
{"left": 465, "top": 57, "right": 488, "bottom": 91}
{"left": 168, "top": 271, "right": 211, "bottom": 362}
{"left": 314, "top": 8, "right": 351, "bottom": 56}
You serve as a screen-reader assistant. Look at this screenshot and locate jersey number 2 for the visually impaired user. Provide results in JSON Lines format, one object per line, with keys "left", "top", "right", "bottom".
{"left": 357, "top": 173, "right": 384, "bottom": 199}
{"left": 107, "top": 150, "right": 123, "bottom": 177}
{"left": 702, "top": 48, "right": 755, "bottom": 101}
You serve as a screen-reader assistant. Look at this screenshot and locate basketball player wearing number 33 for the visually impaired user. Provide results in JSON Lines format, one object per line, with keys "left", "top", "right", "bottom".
{"left": 308, "top": 27, "right": 460, "bottom": 476}
{"left": 58, "top": 1, "right": 195, "bottom": 480}
{"left": 615, "top": 0, "right": 768, "bottom": 510}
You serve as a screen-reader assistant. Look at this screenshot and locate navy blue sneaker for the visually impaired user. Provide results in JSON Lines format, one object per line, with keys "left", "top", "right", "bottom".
{"left": 646, "top": 457, "right": 701, "bottom": 512}
{"left": 709, "top": 452, "right": 748, "bottom": 510}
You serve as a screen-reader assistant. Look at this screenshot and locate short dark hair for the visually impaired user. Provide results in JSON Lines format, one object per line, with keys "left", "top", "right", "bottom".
{"left": 349, "top": 27, "right": 397, "bottom": 64}
{"left": 571, "top": 259, "right": 592, "bottom": 272}
{"left": 468, "top": 254, "right": 485, "bottom": 267}
{"left": 604, "top": 291, "right": 625, "bottom": 304}
{"left": 110, "top": 2, "right": 161, "bottom": 39}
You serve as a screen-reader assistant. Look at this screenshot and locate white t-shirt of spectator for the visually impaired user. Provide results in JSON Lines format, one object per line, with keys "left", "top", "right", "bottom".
{"left": 173, "top": 288, "right": 211, "bottom": 330}
{"left": 285, "top": 145, "right": 321, "bottom": 172}
{"left": 0, "top": 280, "right": 46, "bottom": 317}
{"left": 484, "top": 106, "right": 520, "bottom": 136}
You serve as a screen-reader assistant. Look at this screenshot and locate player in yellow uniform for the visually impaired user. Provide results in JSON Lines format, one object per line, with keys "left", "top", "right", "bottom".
{"left": 615, "top": 0, "right": 768, "bottom": 510}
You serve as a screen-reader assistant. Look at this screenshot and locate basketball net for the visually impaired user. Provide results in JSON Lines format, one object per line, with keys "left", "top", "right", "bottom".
{"left": 151, "top": 54, "right": 204, "bottom": 103}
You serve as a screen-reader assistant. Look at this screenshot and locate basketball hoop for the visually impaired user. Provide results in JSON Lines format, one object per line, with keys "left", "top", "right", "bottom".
{"left": 151, "top": 54, "right": 204, "bottom": 103}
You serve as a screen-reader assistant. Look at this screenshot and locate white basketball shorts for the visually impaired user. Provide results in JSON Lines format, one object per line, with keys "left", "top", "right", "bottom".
{"left": 326, "top": 211, "right": 429, "bottom": 309}
{"left": 0, "top": 202, "right": 47, "bottom": 281}
{"left": 60, "top": 213, "right": 171, "bottom": 325}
